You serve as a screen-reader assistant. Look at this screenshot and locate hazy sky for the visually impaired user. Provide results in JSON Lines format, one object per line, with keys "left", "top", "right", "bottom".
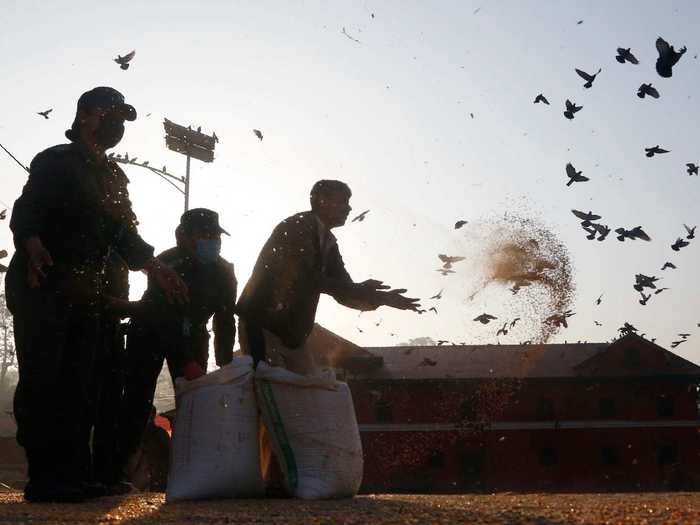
{"left": 2, "top": 0, "right": 700, "bottom": 366}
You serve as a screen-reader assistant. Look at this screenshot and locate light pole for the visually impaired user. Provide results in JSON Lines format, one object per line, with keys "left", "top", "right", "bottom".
{"left": 163, "top": 119, "right": 216, "bottom": 212}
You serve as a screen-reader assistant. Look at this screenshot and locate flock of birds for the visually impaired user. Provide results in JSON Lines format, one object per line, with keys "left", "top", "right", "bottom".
{"left": 394, "top": 35, "right": 698, "bottom": 350}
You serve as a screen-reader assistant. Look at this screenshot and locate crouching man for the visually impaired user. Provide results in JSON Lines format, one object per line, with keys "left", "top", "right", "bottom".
{"left": 117, "top": 208, "right": 237, "bottom": 483}
{"left": 237, "top": 179, "right": 421, "bottom": 374}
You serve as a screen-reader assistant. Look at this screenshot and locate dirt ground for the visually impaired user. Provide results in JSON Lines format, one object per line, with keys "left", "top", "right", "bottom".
{"left": 0, "top": 491, "right": 698, "bottom": 525}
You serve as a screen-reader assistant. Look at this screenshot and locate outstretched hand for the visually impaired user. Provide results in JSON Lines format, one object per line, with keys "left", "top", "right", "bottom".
{"left": 144, "top": 257, "right": 189, "bottom": 305}
{"left": 375, "top": 288, "right": 422, "bottom": 312}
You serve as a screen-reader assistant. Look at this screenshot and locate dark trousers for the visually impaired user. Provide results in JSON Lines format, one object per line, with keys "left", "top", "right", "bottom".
{"left": 116, "top": 324, "right": 208, "bottom": 479}
{"left": 92, "top": 319, "right": 126, "bottom": 486}
{"left": 12, "top": 289, "right": 102, "bottom": 486}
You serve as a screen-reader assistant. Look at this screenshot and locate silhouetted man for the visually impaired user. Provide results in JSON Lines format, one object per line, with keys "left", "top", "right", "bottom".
{"left": 237, "top": 179, "right": 420, "bottom": 374}
{"left": 5, "top": 87, "right": 187, "bottom": 503}
{"left": 117, "top": 208, "right": 236, "bottom": 483}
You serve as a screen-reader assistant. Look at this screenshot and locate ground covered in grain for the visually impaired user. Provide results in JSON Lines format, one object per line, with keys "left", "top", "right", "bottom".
{"left": 0, "top": 491, "right": 698, "bottom": 524}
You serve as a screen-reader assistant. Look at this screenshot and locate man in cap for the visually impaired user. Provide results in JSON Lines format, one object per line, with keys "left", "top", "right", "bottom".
{"left": 5, "top": 87, "right": 187, "bottom": 502}
{"left": 237, "top": 179, "right": 421, "bottom": 375}
{"left": 116, "top": 208, "right": 237, "bottom": 483}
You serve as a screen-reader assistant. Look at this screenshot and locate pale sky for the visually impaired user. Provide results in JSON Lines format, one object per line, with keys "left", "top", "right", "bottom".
{"left": 2, "top": 0, "right": 700, "bottom": 366}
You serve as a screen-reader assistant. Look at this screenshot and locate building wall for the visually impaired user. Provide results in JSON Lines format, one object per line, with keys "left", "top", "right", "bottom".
{"left": 349, "top": 378, "right": 700, "bottom": 492}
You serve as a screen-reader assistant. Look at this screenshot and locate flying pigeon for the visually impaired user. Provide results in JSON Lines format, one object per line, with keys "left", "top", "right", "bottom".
{"left": 0, "top": 209, "right": 6, "bottom": 220}
{"left": 639, "top": 292, "right": 651, "bottom": 306}
{"left": 687, "top": 163, "right": 698, "bottom": 175}
{"left": 645, "top": 145, "right": 670, "bottom": 158}
{"left": 616, "top": 48, "right": 639, "bottom": 64}
{"left": 114, "top": 50, "right": 136, "bottom": 70}
{"left": 351, "top": 210, "right": 370, "bottom": 223}
{"left": 454, "top": 220, "right": 468, "bottom": 229}
{"left": 654, "top": 287, "right": 670, "bottom": 295}
{"left": 428, "top": 307, "right": 438, "bottom": 314}
{"left": 684, "top": 224, "right": 696, "bottom": 239}
{"left": 438, "top": 254, "right": 465, "bottom": 269}
{"left": 670, "top": 340, "right": 686, "bottom": 349}
{"left": 253, "top": 129, "right": 263, "bottom": 141}
{"left": 679, "top": 333, "right": 691, "bottom": 339}
{"left": 616, "top": 226, "right": 651, "bottom": 242}
{"left": 594, "top": 321, "right": 602, "bottom": 326}
{"left": 545, "top": 310, "right": 575, "bottom": 328}
{"left": 575, "top": 68, "right": 602, "bottom": 88}
{"left": 533, "top": 94, "right": 549, "bottom": 105}
{"left": 430, "top": 289, "right": 444, "bottom": 300}
{"left": 634, "top": 273, "right": 659, "bottom": 291}
{"left": 565, "top": 163, "right": 589, "bottom": 186}
{"left": 37, "top": 109, "right": 53, "bottom": 119}
{"left": 496, "top": 322, "right": 509, "bottom": 337}
{"left": 637, "top": 83, "right": 660, "bottom": 99}
{"left": 596, "top": 294, "right": 603, "bottom": 305}
{"left": 655, "top": 37, "right": 686, "bottom": 78}
{"left": 436, "top": 268, "right": 455, "bottom": 276}
{"left": 671, "top": 237, "right": 689, "bottom": 251}
{"left": 474, "top": 313, "right": 497, "bottom": 324}
{"left": 661, "top": 262, "right": 676, "bottom": 270}
{"left": 564, "top": 99, "right": 583, "bottom": 120}
{"left": 593, "top": 223, "right": 611, "bottom": 241}
{"left": 572, "top": 209, "right": 601, "bottom": 227}
{"left": 618, "top": 322, "right": 638, "bottom": 335}
{"left": 437, "top": 340, "right": 449, "bottom": 346}
{"left": 510, "top": 317, "right": 521, "bottom": 329}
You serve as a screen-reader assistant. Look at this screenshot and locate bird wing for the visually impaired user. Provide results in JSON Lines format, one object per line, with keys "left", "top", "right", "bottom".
{"left": 628, "top": 52, "right": 639, "bottom": 64}
{"left": 565, "top": 163, "right": 576, "bottom": 178}
{"left": 647, "top": 86, "right": 659, "bottom": 98}
{"left": 656, "top": 37, "right": 670, "bottom": 55}
{"left": 574, "top": 174, "right": 590, "bottom": 182}
{"left": 565, "top": 99, "right": 574, "bottom": 111}
{"left": 684, "top": 224, "right": 692, "bottom": 234}
{"left": 571, "top": 209, "right": 590, "bottom": 220}
{"left": 123, "top": 50, "right": 136, "bottom": 62}
{"left": 575, "top": 68, "right": 593, "bottom": 81}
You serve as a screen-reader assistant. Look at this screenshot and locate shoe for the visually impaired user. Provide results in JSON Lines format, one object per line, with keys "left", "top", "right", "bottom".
{"left": 24, "top": 479, "right": 86, "bottom": 503}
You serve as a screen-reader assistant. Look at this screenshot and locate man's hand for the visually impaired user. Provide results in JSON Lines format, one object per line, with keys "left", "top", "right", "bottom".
{"left": 375, "top": 288, "right": 422, "bottom": 312}
{"left": 24, "top": 236, "right": 53, "bottom": 288}
{"left": 143, "top": 257, "right": 189, "bottom": 305}
{"left": 357, "top": 279, "right": 391, "bottom": 292}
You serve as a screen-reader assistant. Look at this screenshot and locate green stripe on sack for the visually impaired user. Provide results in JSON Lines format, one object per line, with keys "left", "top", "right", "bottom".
{"left": 259, "top": 381, "right": 298, "bottom": 492}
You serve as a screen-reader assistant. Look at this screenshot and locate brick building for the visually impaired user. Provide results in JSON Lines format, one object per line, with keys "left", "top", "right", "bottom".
{"left": 335, "top": 333, "right": 700, "bottom": 492}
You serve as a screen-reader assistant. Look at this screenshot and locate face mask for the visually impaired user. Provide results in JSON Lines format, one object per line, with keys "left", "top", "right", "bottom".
{"left": 195, "top": 238, "right": 221, "bottom": 264}
{"left": 94, "top": 114, "right": 125, "bottom": 149}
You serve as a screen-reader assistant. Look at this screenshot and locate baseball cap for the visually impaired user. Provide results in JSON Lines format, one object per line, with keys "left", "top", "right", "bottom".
{"left": 65, "top": 87, "right": 136, "bottom": 141}
{"left": 179, "top": 208, "right": 230, "bottom": 236}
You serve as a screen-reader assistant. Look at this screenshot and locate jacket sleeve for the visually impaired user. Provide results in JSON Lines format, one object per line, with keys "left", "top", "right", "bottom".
{"left": 108, "top": 164, "right": 155, "bottom": 270}
{"left": 213, "top": 262, "right": 237, "bottom": 366}
{"left": 324, "top": 243, "right": 378, "bottom": 311}
{"left": 9, "top": 151, "right": 59, "bottom": 249}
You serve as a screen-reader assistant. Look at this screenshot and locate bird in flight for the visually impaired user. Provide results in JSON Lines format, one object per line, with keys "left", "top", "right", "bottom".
{"left": 637, "top": 83, "right": 660, "bottom": 99}
{"left": 596, "top": 294, "right": 603, "bottom": 305}
{"left": 253, "top": 129, "right": 263, "bottom": 141}
{"left": 655, "top": 37, "right": 686, "bottom": 78}
{"left": 545, "top": 310, "right": 575, "bottom": 328}
{"left": 661, "top": 262, "right": 676, "bottom": 271}
{"left": 615, "top": 226, "right": 651, "bottom": 242}
{"left": 634, "top": 273, "right": 659, "bottom": 292}
{"left": 645, "top": 145, "right": 670, "bottom": 158}
{"left": 436, "top": 268, "right": 455, "bottom": 276}
{"left": 670, "top": 340, "right": 687, "bottom": 349}
{"left": 563, "top": 99, "right": 583, "bottom": 120}
{"left": 594, "top": 320, "right": 602, "bottom": 326}
{"left": 575, "top": 68, "right": 602, "bottom": 88}
{"left": 351, "top": 210, "right": 370, "bottom": 223}
{"left": 430, "top": 289, "right": 443, "bottom": 300}
{"left": 565, "top": 163, "right": 589, "bottom": 186}
{"left": 37, "top": 109, "right": 52, "bottom": 119}
{"left": 616, "top": 48, "right": 639, "bottom": 64}
{"left": 671, "top": 238, "right": 690, "bottom": 251}
{"left": 684, "top": 224, "right": 696, "bottom": 239}
{"left": 686, "top": 163, "right": 698, "bottom": 176}
{"left": 114, "top": 50, "right": 136, "bottom": 70}
{"left": 474, "top": 313, "right": 497, "bottom": 324}
{"left": 533, "top": 94, "right": 549, "bottom": 105}
{"left": 496, "top": 322, "right": 509, "bottom": 337}
{"left": 639, "top": 292, "right": 651, "bottom": 306}
{"left": 454, "top": 220, "right": 468, "bottom": 229}
{"left": 654, "top": 287, "right": 670, "bottom": 295}
{"left": 510, "top": 317, "right": 521, "bottom": 329}
{"left": 438, "top": 254, "right": 466, "bottom": 269}
{"left": 572, "top": 209, "right": 601, "bottom": 227}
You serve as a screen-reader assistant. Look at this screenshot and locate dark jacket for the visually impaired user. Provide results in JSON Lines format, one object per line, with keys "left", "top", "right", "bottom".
{"left": 133, "top": 246, "right": 237, "bottom": 368}
{"left": 237, "top": 211, "right": 373, "bottom": 349}
{"left": 5, "top": 142, "right": 153, "bottom": 310}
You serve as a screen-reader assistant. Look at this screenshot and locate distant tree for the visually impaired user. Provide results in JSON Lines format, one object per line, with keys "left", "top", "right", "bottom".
{"left": 0, "top": 293, "right": 15, "bottom": 389}
{"left": 396, "top": 336, "right": 437, "bottom": 347}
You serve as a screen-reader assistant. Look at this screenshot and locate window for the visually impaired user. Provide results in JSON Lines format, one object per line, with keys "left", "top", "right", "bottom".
{"left": 598, "top": 398, "right": 617, "bottom": 418}
{"left": 658, "top": 444, "right": 678, "bottom": 466}
{"left": 536, "top": 398, "right": 555, "bottom": 420}
{"left": 657, "top": 396, "right": 675, "bottom": 418}
{"left": 374, "top": 400, "right": 393, "bottom": 423}
{"left": 624, "top": 347, "right": 641, "bottom": 368}
{"left": 539, "top": 447, "right": 557, "bottom": 467}
{"left": 600, "top": 447, "right": 619, "bottom": 466}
